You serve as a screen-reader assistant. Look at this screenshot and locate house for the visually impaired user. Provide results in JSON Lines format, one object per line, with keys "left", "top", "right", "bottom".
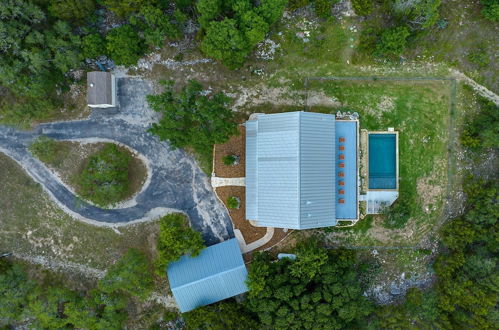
{"left": 166, "top": 238, "right": 248, "bottom": 313}
{"left": 245, "top": 111, "right": 398, "bottom": 229}
{"left": 87, "top": 71, "right": 116, "bottom": 108}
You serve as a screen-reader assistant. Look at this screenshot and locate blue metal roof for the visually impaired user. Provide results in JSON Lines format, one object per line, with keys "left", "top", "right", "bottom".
{"left": 335, "top": 121, "right": 358, "bottom": 219}
{"left": 245, "top": 112, "right": 337, "bottom": 229}
{"left": 167, "top": 239, "right": 248, "bottom": 312}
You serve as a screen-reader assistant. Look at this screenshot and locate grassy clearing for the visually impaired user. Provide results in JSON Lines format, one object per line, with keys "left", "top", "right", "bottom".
{"left": 0, "top": 153, "right": 163, "bottom": 274}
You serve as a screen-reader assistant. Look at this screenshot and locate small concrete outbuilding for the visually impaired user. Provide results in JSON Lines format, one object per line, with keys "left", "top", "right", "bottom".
{"left": 87, "top": 71, "right": 116, "bottom": 108}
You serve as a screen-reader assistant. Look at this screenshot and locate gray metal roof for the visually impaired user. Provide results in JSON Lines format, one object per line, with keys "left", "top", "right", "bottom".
{"left": 245, "top": 111, "right": 337, "bottom": 229}
{"left": 87, "top": 71, "right": 113, "bottom": 105}
{"left": 167, "top": 239, "right": 248, "bottom": 313}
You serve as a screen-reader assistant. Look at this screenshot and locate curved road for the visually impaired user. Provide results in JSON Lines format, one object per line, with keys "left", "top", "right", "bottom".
{"left": 0, "top": 78, "right": 233, "bottom": 245}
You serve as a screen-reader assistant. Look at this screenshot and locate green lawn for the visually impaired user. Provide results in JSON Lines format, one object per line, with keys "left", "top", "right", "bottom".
{"left": 304, "top": 78, "right": 452, "bottom": 245}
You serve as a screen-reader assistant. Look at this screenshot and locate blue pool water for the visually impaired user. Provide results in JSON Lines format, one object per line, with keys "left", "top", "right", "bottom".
{"left": 368, "top": 134, "right": 396, "bottom": 189}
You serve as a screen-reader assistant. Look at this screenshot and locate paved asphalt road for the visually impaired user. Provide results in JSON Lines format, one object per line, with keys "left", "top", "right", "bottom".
{"left": 0, "top": 78, "right": 233, "bottom": 245}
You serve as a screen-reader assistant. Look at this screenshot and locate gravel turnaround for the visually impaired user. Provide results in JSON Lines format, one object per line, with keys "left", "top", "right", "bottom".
{"left": 0, "top": 78, "right": 233, "bottom": 245}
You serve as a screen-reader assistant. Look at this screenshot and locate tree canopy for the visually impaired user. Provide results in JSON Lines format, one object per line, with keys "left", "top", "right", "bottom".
{"left": 246, "top": 239, "right": 373, "bottom": 329}
{"left": 197, "top": 0, "right": 287, "bottom": 68}
{"left": 147, "top": 80, "right": 238, "bottom": 154}
{"left": 156, "top": 213, "right": 205, "bottom": 272}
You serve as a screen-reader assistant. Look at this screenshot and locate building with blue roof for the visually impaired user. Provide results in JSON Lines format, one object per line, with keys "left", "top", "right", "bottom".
{"left": 167, "top": 238, "right": 248, "bottom": 312}
{"left": 245, "top": 111, "right": 399, "bottom": 228}
{"left": 245, "top": 111, "right": 360, "bottom": 229}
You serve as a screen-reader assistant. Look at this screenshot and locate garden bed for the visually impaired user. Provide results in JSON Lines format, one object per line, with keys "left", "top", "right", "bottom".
{"left": 213, "top": 125, "right": 245, "bottom": 178}
{"left": 215, "top": 186, "right": 266, "bottom": 244}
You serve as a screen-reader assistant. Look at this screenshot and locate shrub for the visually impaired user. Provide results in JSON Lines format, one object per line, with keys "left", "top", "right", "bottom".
{"left": 48, "top": 0, "right": 96, "bottom": 23}
{"left": 29, "top": 136, "right": 66, "bottom": 165}
{"left": 468, "top": 45, "right": 490, "bottom": 68}
{"left": 392, "top": 0, "right": 442, "bottom": 30}
{"left": 351, "top": 0, "right": 374, "bottom": 16}
{"left": 460, "top": 96, "right": 499, "bottom": 150}
{"left": 481, "top": 0, "right": 499, "bottom": 21}
{"left": 375, "top": 26, "right": 410, "bottom": 58}
{"left": 82, "top": 33, "right": 106, "bottom": 59}
{"left": 222, "top": 155, "right": 238, "bottom": 166}
{"left": 77, "top": 144, "right": 131, "bottom": 207}
{"left": 226, "top": 196, "right": 240, "bottom": 209}
{"left": 289, "top": 0, "right": 310, "bottom": 11}
{"left": 382, "top": 199, "right": 412, "bottom": 229}
{"left": 103, "top": 0, "right": 151, "bottom": 18}
{"left": 315, "top": 0, "right": 334, "bottom": 18}
{"left": 106, "top": 25, "right": 144, "bottom": 66}
{"left": 155, "top": 214, "right": 205, "bottom": 272}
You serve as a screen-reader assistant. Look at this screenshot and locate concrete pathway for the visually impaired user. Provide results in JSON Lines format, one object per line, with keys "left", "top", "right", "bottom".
{"left": 211, "top": 177, "right": 245, "bottom": 188}
{"left": 450, "top": 69, "right": 499, "bottom": 106}
{"left": 0, "top": 78, "right": 233, "bottom": 245}
{"left": 234, "top": 227, "right": 275, "bottom": 253}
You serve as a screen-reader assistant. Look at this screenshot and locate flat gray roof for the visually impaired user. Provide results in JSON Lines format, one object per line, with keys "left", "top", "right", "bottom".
{"left": 87, "top": 71, "right": 113, "bottom": 105}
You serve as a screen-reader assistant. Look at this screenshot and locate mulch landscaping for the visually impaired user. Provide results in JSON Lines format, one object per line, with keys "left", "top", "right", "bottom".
{"left": 216, "top": 186, "right": 266, "bottom": 244}
{"left": 214, "top": 125, "right": 245, "bottom": 177}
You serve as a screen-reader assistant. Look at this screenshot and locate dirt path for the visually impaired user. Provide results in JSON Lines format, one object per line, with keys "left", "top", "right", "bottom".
{"left": 450, "top": 69, "right": 499, "bottom": 105}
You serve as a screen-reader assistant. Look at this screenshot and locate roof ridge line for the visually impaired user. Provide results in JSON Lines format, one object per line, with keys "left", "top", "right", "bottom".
{"left": 297, "top": 111, "right": 302, "bottom": 229}
{"left": 171, "top": 264, "right": 246, "bottom": 290}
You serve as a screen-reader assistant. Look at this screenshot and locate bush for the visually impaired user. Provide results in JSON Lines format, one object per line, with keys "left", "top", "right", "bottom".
{"left": 77, "top": 144, "right": 131, "bottom": 207}
{"left": 222, "top": 155, "right": 238, "bottom": 166}
{"left": 103, "top": 0, "right": 150, "bottom": 18}
{"left": 351, "top": 0, "right": 373, "bottom": 16}
{"left": 382, "top": 199, "right": 412, "bottom": 229}
{"left": 392, "top": 0, "right": 441, "bottom": 30}
{"left": 467, "top": 46, "right": 490, "bottom": 68}
{"left": 155, "top": 214, "right": 205, "bottom": 272}
{"left": 226, "top": 196, "right": 240, "bottom": 209}
{"left": 48, "top": 0, "right": 96, "bottom": 23}
{"left": 460, "top": 96, "right": 499, "bottom": 150}
{"left": 29, "top": 136, "right": 66, "bottom": 166}
{"left": 82, "top": 33, "right": 106, "bottom": 59}
{"left": 289, "top": 0, "right": 310, "bottom": 11}
{"left": 315, "top": 0, "right": 334, "bottom": 18}
{"left": 106, "top": 25, "right": 144, "bottom": 66}
{"left": 375, "top": 26, "right": 410, "bottom": 58}
{"left": 481, "top": 0, "right": 499, "bottom": 21}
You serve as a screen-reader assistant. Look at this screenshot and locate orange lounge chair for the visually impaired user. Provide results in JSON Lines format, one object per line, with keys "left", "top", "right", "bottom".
{"left": 339, "top": 146, "right": 345, "bottom": 150}
{"left": 339, "top": 198, "right": 345, "bottom": 204}
{"left": 338, "top": 172, "right": 345, "bottom": 177}
{"left": 339, "top": 154, "right": 345, "bottom": 160}
{"left": 339, "top": 163, "right": 345, "bottom": 168}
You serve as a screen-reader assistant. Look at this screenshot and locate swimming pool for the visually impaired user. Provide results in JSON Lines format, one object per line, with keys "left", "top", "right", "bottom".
{"left": 368, "top": 133, "right": 397, "bottom": 189}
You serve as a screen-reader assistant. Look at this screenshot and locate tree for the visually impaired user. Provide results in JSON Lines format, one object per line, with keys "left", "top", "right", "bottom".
{"left": 183, "top": 301, "right": 259, "bottom": 329}
{"left": 392, "top": 0, "right": 442, "bottom": 30}
{"left": 196, "top": 0, "right": 287, "bottom": 68}
{"left": 201, "top": 18, "right": 250, "bottom": 69}
{"left": 98, "top": 249, "right": 154, "bottom": 300}
{"left": 147, "top": 80, "right": 238, "bottom": 154}
{"left": 156, "top": 214, "right": 205, "bottom": 271}
{"left": 246, "top": 240, "right": 373, "bottom": 329}
{"left": 375, "top": 26, "right": 410, "bottom": 58}
{"left": 481, "top": 0, "right": 499, "bottom": 21}
{"left": 351, "top": 0, "right": 374, "bottom": 16}
{"left": 106, "top": 24, "right": 144, "bottom": 66}
{"left": 130, "top": 5, "right": 180, "bottom": 48}
{"left": 315, "top": 0, "right": 334, "bottom": 18}
{"left": 77, "top": 144, "right": 131, "bottom": 207}
{"left": 48, "top": 0, "right": 96, "bottom": 23}
{"left": 460, "top": 96, "right": 499, "bottom": 150}
{"left": 0, "top": 263, "right": 35, "bottom": 326}
{"left": 103, "top": 0, "right": 151, "bottom": 18}
{"left": 82, "top": 33, "right": 106, "bottom": 59}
